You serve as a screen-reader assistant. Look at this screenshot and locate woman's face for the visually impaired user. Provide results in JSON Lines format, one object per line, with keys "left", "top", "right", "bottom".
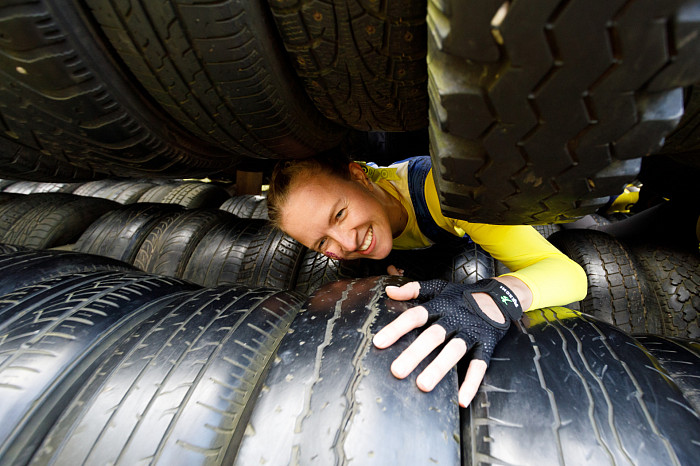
{"left": 280, "top": 165, "right": 395, "bottom": 261}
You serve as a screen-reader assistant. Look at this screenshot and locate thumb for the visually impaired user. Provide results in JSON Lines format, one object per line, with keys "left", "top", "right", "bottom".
{"left": 385, "top": 281, "right": 421, "bottom": 301}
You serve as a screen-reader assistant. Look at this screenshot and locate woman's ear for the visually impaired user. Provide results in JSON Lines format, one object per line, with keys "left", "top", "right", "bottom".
{"left": 348, "top": 162, "right": 371, "bottom": 188}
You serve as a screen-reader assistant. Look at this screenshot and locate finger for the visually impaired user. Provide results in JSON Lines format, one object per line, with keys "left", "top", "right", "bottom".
{"left": 373, "top": 305, "right": 428, "bottom": 349}
{"left": 416, "top": 338, "right": 467, "bottom": 392}
{"left": 458, "top": 359, "right": 488, "bottom": 408}
{"left": 390, "top": 324, "right": 447, "bottom": 379}
{"left": 385, "top": 281, "right": 421, "bottom": 301}
{"left": 386, "top": 264, "right": 402, "bottom": 276}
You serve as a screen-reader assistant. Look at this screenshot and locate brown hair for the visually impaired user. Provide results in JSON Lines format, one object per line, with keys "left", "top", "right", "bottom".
{"left": 267, "top": 151, "right": 353, "bottom": 229}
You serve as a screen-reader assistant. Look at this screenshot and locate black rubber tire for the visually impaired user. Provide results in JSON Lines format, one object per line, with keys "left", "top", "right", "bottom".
{"left": 0, "top": 0, "right": 232, "bottom": 179}
{"left": 137, "top": 183, "right": 177, "bottom": 204}
{"left": 133, "top": 209, "right": 234, "bottom": 278}
{"left": 183, "top": 219, "right": 305, "bottom": 290}
{"left": 0, "top": 131, "right": 98, "bottom": 182}
{"left": 219, "top": 194, "right": 268, "bottom": 219}
{"left": 0, "top": 193, "right": 21, "bottom": 207}
{"left": 461, "top": 307, "right": 700, "bottom": 465}
{"left": 28, "top": 182, "right": 82, "bottom": 194}
{"left": 548, "top": 229, "right": 661, "bottom": 334}
{"left": 635, "top": 334, "right": 700, "bottom": 415}
{"left": 30, "top": 285, "right": 304, "bottom": 466}
{"left": 75, "top": 203, "right": 184, "bottom": 264}
{"left": 2, "top": 181, "right": 40, "bottom": 194}
{"left": 428, "top": 0, "right": 700, "bottom": 224}
{"left": 294, "top": 250, "right": 364, "bottom": 295}
{"left": 0, "top": 180, "right": 18, "bottom": 191}
{"left": 1, "top": 195, "right": 119, "bottom": 249}
{"left": 236, "top": 276, "right": 461, "bottom": 465}
{"left": 0, "top": 270, "right": 197, "bottom": 465}
{"left": 86, "top": 0, "right": 344, "bottom": 159}
{"left": 267, "top": 0, "right": 428, "bottom": 131}
{"left": 629, "top": 241, "right": 700, "bottom": 339}
{"left": 73, "top": 180, "right": 120, "bottom": 198}
{"left": 0, "top": 248, "right": 135, "bottom": 297}
{"left": 0, "top": 193, "right": 77, "bottom": 239}
{"left": 160, "top": 182, "right": 231, "bottom": 209}
{"left": 533, "top": 223, "right": 563, "bottom": 238}
{"left": 111, "top": 182, "right": 157, "bottom": 204}
{"left": 659, "top": 84, "right": 700, "bottom": 169}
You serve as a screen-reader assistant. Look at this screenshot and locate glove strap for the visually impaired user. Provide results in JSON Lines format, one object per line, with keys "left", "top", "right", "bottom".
{"left": 463, "top": 279, "right": 523, "bottom": 326}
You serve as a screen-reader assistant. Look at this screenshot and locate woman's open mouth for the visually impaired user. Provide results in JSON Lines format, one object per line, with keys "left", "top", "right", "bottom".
{"left": 358, "top": 226, "right": 374, "bottom": 254}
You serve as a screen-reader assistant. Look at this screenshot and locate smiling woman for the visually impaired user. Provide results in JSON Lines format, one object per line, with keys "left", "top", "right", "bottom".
{"left": 266, "top": 152, "right": 587, "bottom": 408}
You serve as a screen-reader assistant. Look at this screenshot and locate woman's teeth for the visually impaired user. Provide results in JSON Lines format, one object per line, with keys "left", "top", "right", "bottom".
{"left": 359, "top": 226, "right": 373, "bottom": 252}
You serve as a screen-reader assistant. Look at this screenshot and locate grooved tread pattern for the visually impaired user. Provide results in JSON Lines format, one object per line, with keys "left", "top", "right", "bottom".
{"left": 31, "top": 285, "right": 304, "bottom": 466}
{"left": 0, "top": 270, "right": 195, "bottom": 464}
{"left": 0, "top": 0, "right": 231, "bottom": 179}
{"left": 219, "top": 195, "right": 269, "bottom": 220}
{"left": 463, "top": 307, "right": 700, "bottom": 465}
{"left": 549, "top": 229, "right": 661, "bottom": 333}
{"left": 86, "top": 0, "right": 343, "bottom": 158}
{"left": 268, "top": 0, "right": 429, "bottom": 131}
{"left": 428, "top": 0, "right": 700, "bottom": 224}
{"left": 236, "top": 276, "right": 460, "bottom": 465}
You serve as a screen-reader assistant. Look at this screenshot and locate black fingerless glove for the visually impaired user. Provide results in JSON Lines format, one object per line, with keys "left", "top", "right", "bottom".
{"left": 418, "top": 278, "right": 523, "bottom": 365}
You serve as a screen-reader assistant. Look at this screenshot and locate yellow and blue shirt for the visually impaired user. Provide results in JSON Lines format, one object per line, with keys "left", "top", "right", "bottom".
{"left": 359, "top": 157, "right": 587, "bottom": 311}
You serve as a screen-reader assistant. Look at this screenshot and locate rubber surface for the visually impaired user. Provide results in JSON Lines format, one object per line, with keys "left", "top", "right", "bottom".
{"left": 86, "top": 0, "right": 344, "bottom": 159}
{"left": 0, "top": 270, "right": 196, "bottom": 465}
{"left": 462, "top": 307, "right": 700, "bottom": 465}
{"left": 160, "top": 182, "right": 230, "bottom": 209}
{"left": 74, "top": 203, "right": 184, "bottom": 263}
{"left": 630, "top": 241, "right": 700, "bottom": 339}
{"left": 0, "top": 248, "right": 135, "bottom": 297}
{"left": 31, "top": 285, "right": 304, "bottom": 466}
{"left": 428, "top": 0, "right": 700, "bottom": 224}
{"left": 294, "top": 249, "right": 363, "bottom": 295}
{"left": 549, "top": 229, "right": 661, "bottom": 334}
{"left": 0, "top": 0, "right": 232, "bottom": 179}
{"left": 219, "top": 194, "right": 269, "bottom": 219}
{"left": 268, "top": 0, "right": 429, "bottom": 131}
{"left": 236, "top": 276, "right": 461, "bottom": 465}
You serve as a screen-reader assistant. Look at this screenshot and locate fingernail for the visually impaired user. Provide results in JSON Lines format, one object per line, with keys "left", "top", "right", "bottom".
{"left": 391, "top": 360, "right": 408, "bottom": 378}
{"left": 373, "top": 333, "right": 386, "bottom": 348}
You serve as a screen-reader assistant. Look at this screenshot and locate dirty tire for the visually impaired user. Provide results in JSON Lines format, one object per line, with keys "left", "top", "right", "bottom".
{"left": 462, "top": 307, "right": 700, "bottom": 465}
{"left": 268, "top": 0, "right": 428, "bottom": 131}
{"left": 629, "top": 241, "right": 700, "bottom": 338}
{"left": 75, "top": 203, "right": 184, "bottom": 264}
{"left": 28, "top": 182, "right": 82, "bottom": 194}
{"left": 236, "top": 276, "right": 461, "bottom": 465}
{"left": 0, "top": 271, "right": 197, "bottom": 465}
{"left": 137, "top": 183, "right": 177, "bottom": 203}
{"left": 134, "top": 209, "right": 234, "bottom": 278}
{"left": 2, "top": 181, "right": 40, "bottom": 194}
{"left": 428, "top": 0, "right": 700, "bottom": 224}
{"left": 0, "top": 0, "right": 234, "bottom": 178}
{"left": 2, "top": 196, "right": 119, "bottom": 249}
{"left": 161, "top": 183, "right": 231, "bottom": 209}
{"left": 548, "top": 229, "right": 660, "bottom": 333}
{"left": 0, "top": 249, "right": 135, "bottom": 297}
{"left": 0, "top": 193, "right": 77, "bottom": 239}
{"left": 73, "top": 180, "right": 119, "bottom": 198}
{"left": 111, "top": 182, "right": 157, "bottom": 204}
{"left": 30, "top": 285, "right": 304, "bottom": 466}
{"left": 86, "top": 0, "right": 344, "bottom": 158}
{"left": 294, "top": 250, "right": 364, "bottom": 295}
{"left": 634, "top": 334, "right": 700, "bottom": 414}
{"left": 220, "top": 194, "right": 268, "bottom": 219}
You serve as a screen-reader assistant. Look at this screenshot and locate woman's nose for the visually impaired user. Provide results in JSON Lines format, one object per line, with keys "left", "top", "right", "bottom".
{"left": 331, "top": 228, "right": 356, "bottom": 253}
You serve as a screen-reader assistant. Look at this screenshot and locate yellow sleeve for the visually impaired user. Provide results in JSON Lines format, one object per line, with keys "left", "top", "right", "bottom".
{"left": 424, "top": 172, "right": 587, "bottom": 310}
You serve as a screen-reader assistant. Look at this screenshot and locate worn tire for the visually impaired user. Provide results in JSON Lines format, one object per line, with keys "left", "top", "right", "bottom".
{"left": 236, "top": 276, "right": 461, "bottom": 465}
{"left": 462, "top": 307, "right": 700, "bottom": 465}
{"left": 220, "top": 194, "right": 268, "bottom": 219}
{"left": 137, "top": 183, "right": 178, "bottom": 204}
{"left": 2, "top": 195, "right": 119, "bottom": 249}
{"left": 0, "top": 0, "right": 232, "bottom": 179}
{"left": 548, "top": 229, "right": 661, "bottom": 333}
{"left": 133, "top": 209, "right": 234, "bottom": 278}
{"left": 74, "top": 203, "right": 184, "bottom": 264}
{"left": 0, "top": 270, "right": 197, "bottom": 465}
{"left": 267, "top": 0, "right": 428, "bottom": 131}
{"left": 86, "top": 0, "right": 344, "bottom": 159}
{"left": 0, "top": 248, "right": 135, "bottom": 297}
{"left": 30, "top": 285, "right": 304, "bottom": 466}
{"left": 630, "top": 241, "right": 700, "bottom": 339}
{"left": 161, "top": 182, "right": 231, "bottom": 209}
{"left": 294, "top": 250, "right": 364, "bottom": 295}
{"left": 428, "top": 0, "right": 700, "bottom": 224}
{"left": 0, "top": 193, "right": 77, "bottom": 239}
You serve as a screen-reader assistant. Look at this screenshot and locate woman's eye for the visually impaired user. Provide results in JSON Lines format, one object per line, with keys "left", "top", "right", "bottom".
{"left": 319, "top": 238, "right": 327, "bottom": 250}
{"left": 335, "top": 208, "right": 345, "bottom": 220}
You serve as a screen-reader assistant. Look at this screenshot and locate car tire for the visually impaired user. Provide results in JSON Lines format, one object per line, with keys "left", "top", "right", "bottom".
{"left": 220, "top": 194, "right": 269, "bottom": 219}
{"left": 428, "top": 0, "right": 700, "bottom": 224}
{"left": 160, "top": 182, "right": 231, "bottom": 209}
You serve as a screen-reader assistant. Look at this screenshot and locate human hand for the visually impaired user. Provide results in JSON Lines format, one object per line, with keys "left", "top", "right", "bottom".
{"left": 372, "top": 279, "right": 522, "bottom": 407}
{"left": 386, "top": 264, "right": 404, "bottom": 276}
